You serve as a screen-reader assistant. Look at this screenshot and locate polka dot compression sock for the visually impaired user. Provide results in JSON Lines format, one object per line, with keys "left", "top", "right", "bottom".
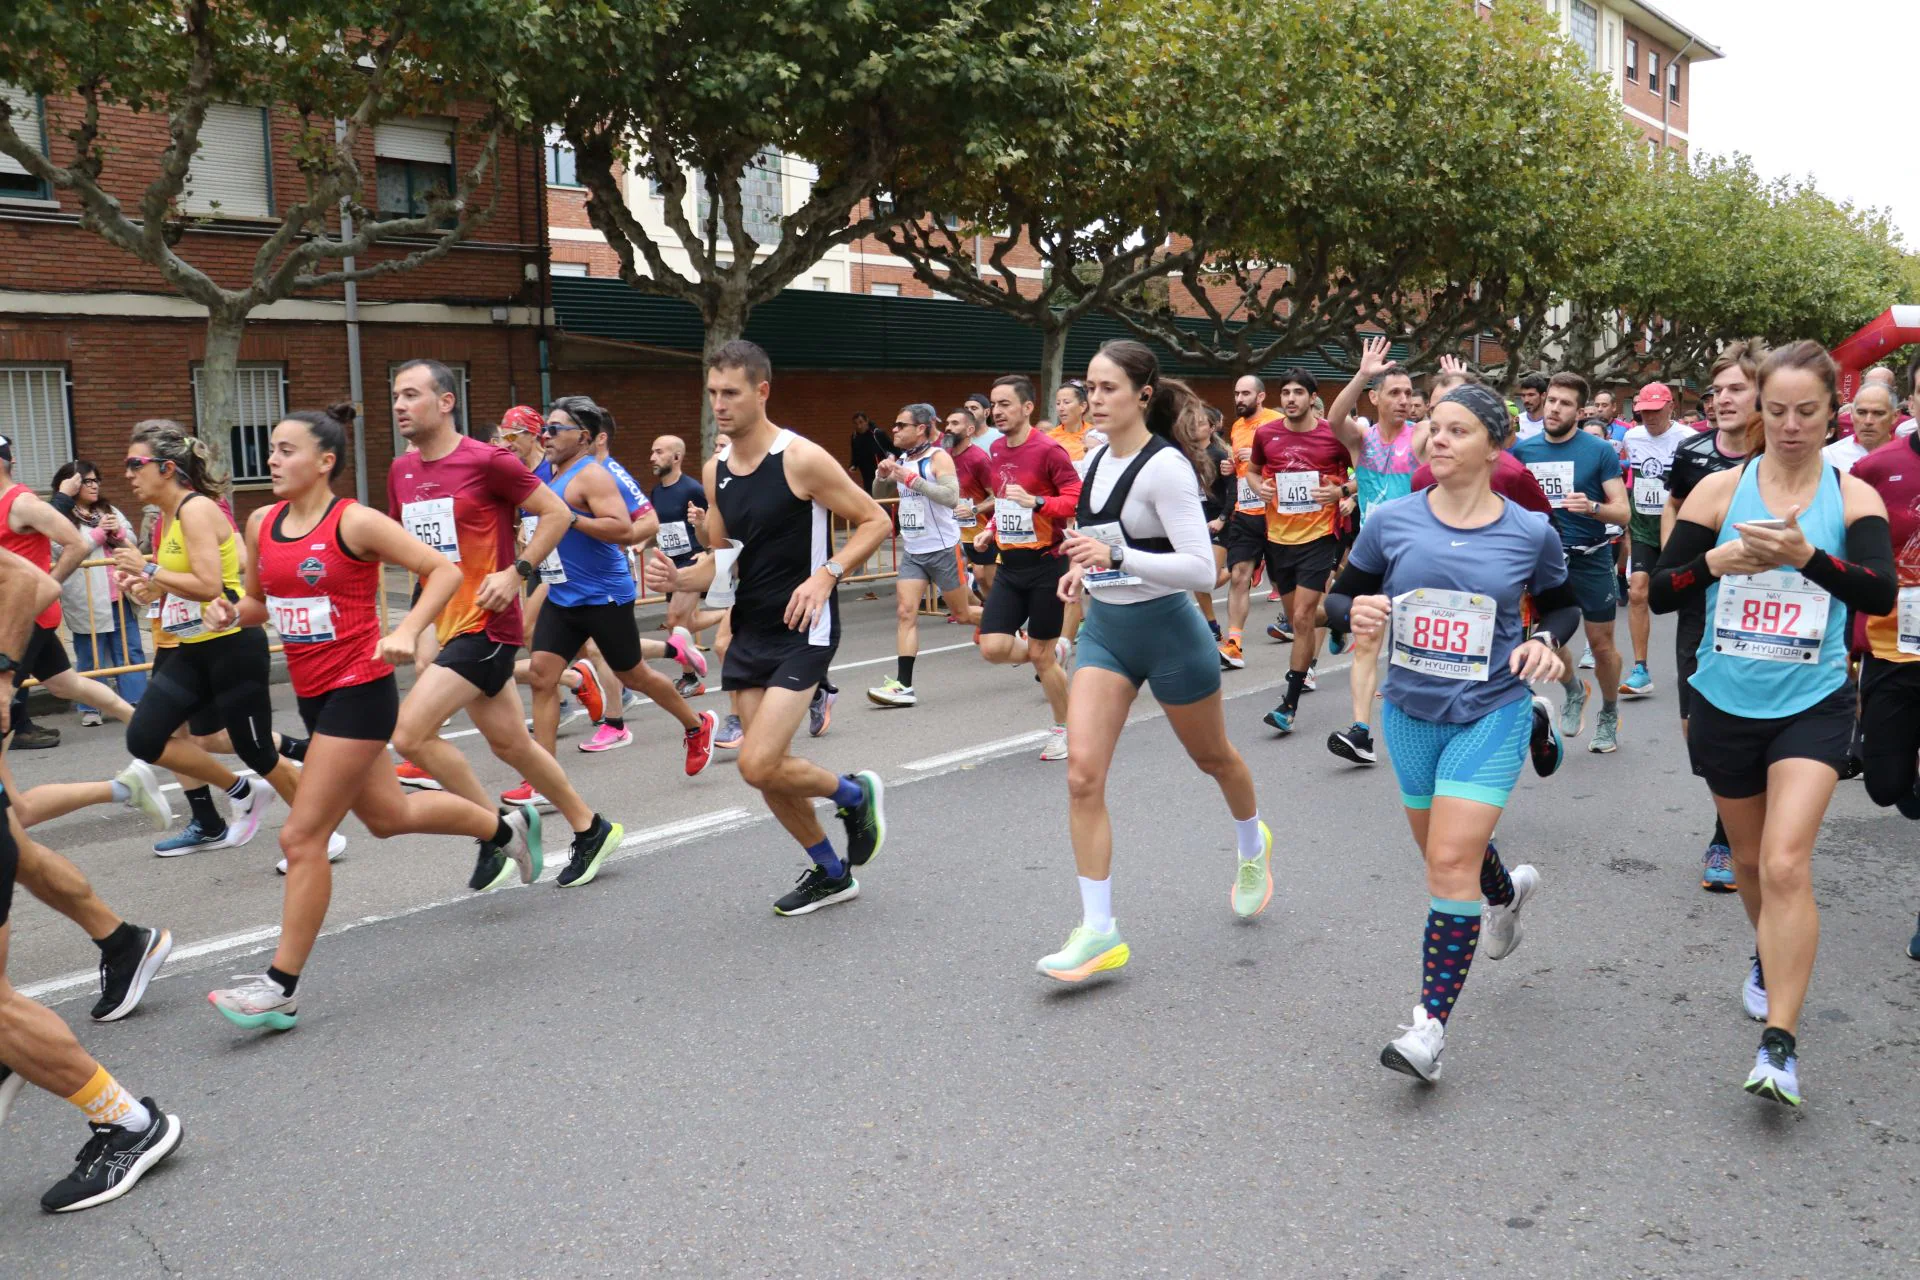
{"left": 1480, "top": 841, "right": 1515, "bottom": 907}
{"left": 1422, "top": 897, "right": 1483, "bottom": 1024}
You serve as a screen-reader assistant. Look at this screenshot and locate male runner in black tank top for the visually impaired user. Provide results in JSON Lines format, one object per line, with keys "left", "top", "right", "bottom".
{"left": 643, "top": 341, "right": 894, "bottom": 916}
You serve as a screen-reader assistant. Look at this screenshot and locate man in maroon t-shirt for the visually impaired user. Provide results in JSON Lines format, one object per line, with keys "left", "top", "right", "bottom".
{"left": 948, "top": 407, "right": 999, "bottom": 598}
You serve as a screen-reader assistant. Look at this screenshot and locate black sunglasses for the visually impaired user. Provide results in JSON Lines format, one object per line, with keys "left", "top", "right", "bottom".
{"left": 540, "top": 420, "right": 585, "bottom": 438}
{"left": 124, "top": 457, "right": 165, "bottom": 471}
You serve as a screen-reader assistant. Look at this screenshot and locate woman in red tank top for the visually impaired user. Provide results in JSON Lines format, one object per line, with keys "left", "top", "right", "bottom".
{"left": 202, "top": 405, "right": 536, "bottom": 1033}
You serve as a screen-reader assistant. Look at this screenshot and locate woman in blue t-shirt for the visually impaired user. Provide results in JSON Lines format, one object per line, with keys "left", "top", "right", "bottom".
{"left": 1325, "top": 383, "right": 1580, "bottom": 1086}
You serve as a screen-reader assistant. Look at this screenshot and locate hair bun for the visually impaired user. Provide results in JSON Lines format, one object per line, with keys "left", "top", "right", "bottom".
{"left": 326, "top": 401, "right": 358, "bottom": 427}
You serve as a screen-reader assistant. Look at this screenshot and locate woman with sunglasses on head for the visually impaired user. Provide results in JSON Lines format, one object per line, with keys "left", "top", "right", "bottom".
{"left": 1650, "top": 340, "right": 1896, "bottom": 1107}
{"left": 49, "top": 461, "right": 147, "bottom": 720}
{"left": 200, "top": 405, "right": 534, "bottom": 1031}
{"left": 1035, "top": 340, "right": 1270, "bottom": 983}
{"left": 1327, "top": 383, "right": 1578, "bottom": 1084}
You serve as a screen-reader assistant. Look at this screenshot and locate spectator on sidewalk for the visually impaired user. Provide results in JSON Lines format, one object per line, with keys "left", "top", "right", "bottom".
{"left": 50, "top": 461, "right": 148, "bottom": 724}
{"left": 849, "top": 411, "right": 895, "bottom": 494}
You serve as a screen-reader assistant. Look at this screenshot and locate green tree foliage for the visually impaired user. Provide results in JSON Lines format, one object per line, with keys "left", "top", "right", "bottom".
{"left": 0, "top": 0, "right": 532, "bottom": 475}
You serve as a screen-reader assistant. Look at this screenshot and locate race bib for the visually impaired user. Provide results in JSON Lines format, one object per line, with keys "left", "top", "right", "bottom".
{"left": 1273, "top": 470, "right": 1319, "bottom": 516}
{"left": 160, "top": 594, "right": 210, "bottom": 640}
{"left": 522, "top": 516, "right": 567, "bottom": 585}
{"left": 1235, "top": 476, "right": 1265, "bottom": 514}
{"left": 1526, "top": 461, "right": 1576, "bottom": 509}
{"left": 1390, "top": 588, "right": 1496, "bottom": 682}
{"left": 1713, "top": 570, "right": 1829, "bottom": 664}
{"left": 1632, "top": 473, "right": 1667, "bottom": 516}
{"left": 402, "top": 498, "right": 460, "bottom": 562}
{"left": 898, "top": 492, "right": 929, "bottom": 534}
{"left": 1897, "top": 585, "right": 1920, "bottom": 656}
{"left": 1076, "top": 521, "right": 1141, "bottom": 591}
{"left": 996, "top": 501, "right": 1039, "bottom": 547}
{"left": 657, "top": 520, "right": 692, "bottom": 558}
{"left": 266, "top": 594, "right": 337, "bottom": 644}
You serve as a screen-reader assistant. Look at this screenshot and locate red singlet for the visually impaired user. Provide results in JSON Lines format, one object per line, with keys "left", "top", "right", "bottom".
{"left": 258, "top": 498, "right": 391, "bottom": 697}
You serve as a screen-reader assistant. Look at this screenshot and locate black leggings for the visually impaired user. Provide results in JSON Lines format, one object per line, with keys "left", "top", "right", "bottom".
{"left": 1860, "top": 656, "right": 1920, "bottom": 815}
{"left": 127, "top": 627, "right": 280, "bottom": 778}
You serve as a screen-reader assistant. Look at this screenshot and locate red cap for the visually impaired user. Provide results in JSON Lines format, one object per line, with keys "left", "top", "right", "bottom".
{"left": 1633, "top": 383, "right": 1673, "bottom": 411}
{"left": 499, "top": 405, "right": 542, "bottom": 435}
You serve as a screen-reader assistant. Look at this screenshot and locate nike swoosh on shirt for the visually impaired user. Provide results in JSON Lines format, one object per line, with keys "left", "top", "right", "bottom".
{"left": 1450, "top": 540, "right": 1468, "bottom": 547}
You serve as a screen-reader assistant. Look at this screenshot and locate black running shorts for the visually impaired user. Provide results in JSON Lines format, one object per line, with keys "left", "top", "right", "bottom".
{"left": 1687, "top": 685, "right": 1855, "bottom": 799}
{"left": 721, "top": 626, "right": 836, "bottom": 694}
{"left": 435, "top": 632, "right": 518, "bottom": 698}
{"left": 532, "top": 600, "right": 643, "bottom": 673}
{"left": 1262, "top": 536, "right": 1341, "bottom": 597}
{"left": 979, "top": 553, "right": 1070, "bottom": 641}
{"left": 297, "top": 674, "right": 400, "bottom": 742}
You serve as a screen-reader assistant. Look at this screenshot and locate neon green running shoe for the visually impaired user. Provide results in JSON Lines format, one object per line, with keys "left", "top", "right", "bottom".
{"left": 1036, "top": 924, "right": 1129, "bottom": 982}
{"left": 1232, "top": 821, "right": 1274, "bottom": 918}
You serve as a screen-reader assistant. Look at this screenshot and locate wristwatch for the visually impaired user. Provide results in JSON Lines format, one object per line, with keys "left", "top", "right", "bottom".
{"left": 0, "top": 653, "right": 17, "bottom": 677}
{"left": 1109, "top": 545, "right": 1126, "bottom": 570}
{"left": 823, "top": 560, "right": 846, "bottom": 581}
{"left": 513, "top": 558, "right": 538, "bottom": 582}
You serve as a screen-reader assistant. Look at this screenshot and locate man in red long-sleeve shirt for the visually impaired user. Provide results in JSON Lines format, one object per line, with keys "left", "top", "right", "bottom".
{"left": 973, "top": 375, "right": 1082, "bottom": 762}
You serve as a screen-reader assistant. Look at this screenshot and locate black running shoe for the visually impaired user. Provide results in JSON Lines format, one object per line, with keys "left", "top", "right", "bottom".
{"left": 40, "top": 1103, "right": 183, "bottom": 1213}
{"left": 1327, "top": 723, "right": 1377, "bottom": 765}
{"left": 836, "top": 770, "right": 886, "bottom": 867}
{"left": 468, "top": 843, "right": 513, "bottom": 892}
{"left": 90, "top": 926, "right": 173, "bottom": 1023}
{"left": 1529, "top": 695, "right": 1563, "bottom": 778}
{"left": 773, "top": 865, "right": 859, "bottom": 916}
{"left": 0, "top": 1064, "right": 23, "bottom": 1130}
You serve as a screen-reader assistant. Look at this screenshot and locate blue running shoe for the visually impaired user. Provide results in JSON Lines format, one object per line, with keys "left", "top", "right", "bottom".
{"left": 1328, "top": 629, "right": 1353, "bottom": 656}
{"left": 1262, "top": 705, "right": 1295, "bottom": 735}
{"left": 1702, "top": 843, "right": 1736, "bottom": 892}
{"left": 154, "top": 818, "right": 228, "bottom": 857}
{"left": 1266, "top": 617, "right": 1294, "bottom": 643}
{"left": 1619, "top": 662, "right": 1654, "bottom": 698}
{"left": 1907, "top": 914, "right": 1919, "bottom": 962}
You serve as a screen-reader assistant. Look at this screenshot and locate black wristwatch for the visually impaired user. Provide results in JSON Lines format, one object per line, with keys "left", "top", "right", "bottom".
{"left": 513, "top": 558, "right": 538, "bottom": 582}
{"left": 0, "top": 653, "right": 17, "bottom": 677}
{"left": 1109, "top": 545, "right": 1126, "bottom": 570}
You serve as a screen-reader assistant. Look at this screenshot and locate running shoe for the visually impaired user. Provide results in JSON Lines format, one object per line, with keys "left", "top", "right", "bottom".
{"left": 154, "top": 817, "right": 227, "bottom": 857}
{"left": 1262, "top": 705, "right": 1295, "bottom": 735}
{"left": 1742, "top": 955, "right": 1768, "bottom": 1021}
{"left": 501, "top": 780, "right": 550, "bottom": 807}
{"left": 0, "top": 1064, "right": 21, "bottom": 1130}
{"left": 79, "top": 709, "right": 104, "bottom": 727}
{"left": 1039, "top": 725, "right": 1068, "bottom": 761}
{"left": 1743, "top": 1031, "right": 1802, "bottom": 1107}
{"left": 1380, "top": 1007, "right": 1446, "bottom": 1082}
{"left": 622, "top": 688, "right": 644, "bottom": 712}
{"left": 715, "top": 713, "right": 744, "bottom": 749}
{"left": 667, "top": 625, "right": 709, "bottom": 677}
{"left": 1302, "top": 665, "right": 1319, "bottom": 693}
{"left": 1701, "top": 843, "right": 1736, "bottom": 892}
{"left": 1328, "top": 629, "right": 1353, "bottom": 656}
{"left": 116, "top": 761, "right": 172, "bottom": 831}
{"left": 868, "top": 677, "right": 917, "bottom": 708}
{"left": 674, "top": 672, "right": 706, "bottom": 699}
{"left": 809, "top": 686, "right": 836, "bottom": 737}
{"left": 1266, "top": 617, "right": 1294, "bottom": 642}
{"left": 1218, "top": 637, "right": 1245, "bottom": 670}
{"left": 836, "top": 770, "right": 886, "bottom": 866}
{"left": 1036, "top": 924, "right": 1129, "bottom": 982}
{"left": 1618, "top": 662, "right": 1654, "bottom": 698}
{"left": 1528, "top": 695, "right": 1563, "bottom": 778}
{"left": 274, "top": 832, "right": 347, "bottom": 876}
{"left": 773, "top": 864, "right": 859, "bottom": 916}
{"left": 1327, "top": 722, "right": 1376, "bottom": 765}
{"left": 219, "top": 783, "right": 273, "bottom": 849}
{"left": 1231, "top": 822, "right": 1274, "bottom": 918}
{"left": 469, "top": 844, "right": 513, "bottom": 892}
{"left": 1559, "top": 679, "right": 1590, "bottom": 740}
{"left": 12, "top": 723, "right": 57, "bottom": 750}
{"left": 1907, "top": 914, "right": 1920, "bottom": 961}
{"left": 1482, "top": 863, "right": 1540, "bottom": 961}
{"left": 1206, "top": 619, "right": 1222, "bottom": 642}
{"left": 579, "top": 724, "right": 633, "bottom": 753}
{"left": 1578, "top": 648, "right": 1595, "bottom": 670}
{"left": 1267, "top": 587, "right": 1282, "bottom": 603}
{"left": 1588, "top": 707, "right": 1619, "bottom": 753}
{"left": 39, "top": 1103, "right": 183, "bottom": 1213}
{"left": 569, "top": 659, "right": 605, "bottom": 724}
{"left": 557, "top": 817, "right": 623, "bottom": 888}
{"left": 684, "top": 710, "right": 717, "bottom": 776}
{"left": 209, "top": 975, "right": 297, "bottom": 1031}
{"left": 395, "top": 760, "right": 441, "bottom": 789}
{"left": 90, "top": 925, "right": 172, "bottom": 1023}
{"left": 1054, "top": 636, "right": 1073, "bottom": 672}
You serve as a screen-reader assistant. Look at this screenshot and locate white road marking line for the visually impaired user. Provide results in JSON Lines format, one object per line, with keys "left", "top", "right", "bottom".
{"left": 902, "top": 731, "right": 1053, "bottom": 772}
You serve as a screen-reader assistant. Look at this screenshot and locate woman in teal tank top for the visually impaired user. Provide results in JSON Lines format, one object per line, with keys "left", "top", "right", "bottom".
{"left": 1649, "top": 341, "right": 1896, "bottom": 1110}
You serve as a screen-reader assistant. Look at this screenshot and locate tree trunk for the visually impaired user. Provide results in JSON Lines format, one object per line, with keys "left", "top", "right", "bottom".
{"left": 198, "top": 310, "right": 248, "bottom": 481}
{"left": 1039, "top": 320, "right": 1070, "bottom": 419}
{"left": 699, "top": 302, "right": 750, "bottom": 461}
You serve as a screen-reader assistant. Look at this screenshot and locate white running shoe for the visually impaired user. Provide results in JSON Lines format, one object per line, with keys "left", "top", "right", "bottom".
{"left": 116, "top": 760, "right": 173, "bottom": 831}
{"left": 1039, "top": 725, "right": 1068, "bottom": 762}
{"left": 1482, "top": 864, "right": 1540, "bottom": 961}
{"left": 1053, "top": 636, "right": 1072, "bottom": 671}
{"left": 276, "top": 832, "right": 346, "bottom": 876}
{"left": 218, "top": 782, "right": 273, "bottom": 849}
{"left": 1742, "top": 955, "right": 1768, "bottom": 1021}
{"left": 1380, "top": 1007, "right": 1446, "bottom": 1081}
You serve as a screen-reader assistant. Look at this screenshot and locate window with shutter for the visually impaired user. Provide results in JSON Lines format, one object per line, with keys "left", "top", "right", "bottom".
{"left": 192, "top": 363, "right": 286, "bottom": 483}
{"left": 181, "top": 104, "right": 271, "bottom": 218}
{"left": 0, "top": 365, "right": 73, "bottom": 489}
{"left": 375, "top": 119, "right": 455, "bottom": 218}
{"left": 0, "top": 83, "right": 49, "bottom": 200}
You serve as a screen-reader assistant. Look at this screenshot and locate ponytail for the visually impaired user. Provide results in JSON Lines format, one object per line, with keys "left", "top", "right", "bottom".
{"left": 131, "top": 418, "right": 230, "bottom": 500}
{"left": 1144, "top": 378, "right": 1215, "bottom": 491}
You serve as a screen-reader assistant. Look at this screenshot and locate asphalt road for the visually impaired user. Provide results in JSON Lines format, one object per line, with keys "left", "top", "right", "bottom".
{"left": 2, "top": 595, "right": 1916, "bottom": 1277}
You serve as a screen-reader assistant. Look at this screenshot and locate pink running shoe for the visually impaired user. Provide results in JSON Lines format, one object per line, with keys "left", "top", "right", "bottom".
{"left": 579, "top": 724, "right": 633, "bottom": 753}
{"left": 666, "top": 625, "right": 709, "bottom": 677}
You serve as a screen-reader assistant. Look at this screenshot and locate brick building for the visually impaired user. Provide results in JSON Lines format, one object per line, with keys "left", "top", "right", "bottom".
{"left": 0, "top": 86, "right": 547, "bottom": 524}
{"left": 1529, "top": 0, "right": 1720, "bottom": 161}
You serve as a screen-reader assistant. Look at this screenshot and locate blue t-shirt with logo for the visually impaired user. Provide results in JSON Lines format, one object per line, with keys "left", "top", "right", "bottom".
{"left": 1511, "top": 430, "right": 1622, "bottom": 549}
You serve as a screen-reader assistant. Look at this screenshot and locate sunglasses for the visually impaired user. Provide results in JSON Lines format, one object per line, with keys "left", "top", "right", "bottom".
{"left": 124, "top": 457, "right": 166, "bottom": 472}
{"left": 893, "top": 420, "right": 918, "bottom": 429}
{"left": 540, "top": 421, "right": 584, "bottom": 438}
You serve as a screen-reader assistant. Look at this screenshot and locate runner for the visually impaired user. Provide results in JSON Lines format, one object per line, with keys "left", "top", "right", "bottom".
{"left": 641, "top": 340, "right": 889, "bottom": 916}
{"left": 869, "top": 404, "right": 979, "bottom": 708}
{"left": 1036, "top": 341, "right": 1272, "bottom": 981}
{"left": 972, "top": 375, "right": 1081, "bottom": 760}
{"left": 1512, "top": 372, "right": 1631, "bottom": 752}
{"left": 381, "top": 359, "right": 624, "bottom": 891}
{"left": 521, "top": 396, "right": 715, "bottom": 789}
{"left": 1325, "top": 382, "right": 1576, "bottom": 1082}
{"left": 204, "top": 405, "right": 538, "bottom": 1030}
{"left": 1194, "top": 406, "right": 1234, "bottom": 639}
{"left": 1216, "top": 375, "right": 1281, "bottom": 670}
{"left": 1514, "top": 372, "right": 1549, "bottom": 441}
{"left": 650, "top": 431, "right": 728, "bottom": 694}
{"left": 1650, "top": 340, "right": 1896, "bottom": 1106}
{"left": 948, "top": 406, "right": 999, "bottom": 603}
{"left": 1824, "top": 382, "right": 1897, "bottom": 473}
{"left": 1254, "top": 361, "right": 1364, "bottom": 735}
{"left": 1620, "top": 382, "right": 1683, "bottom": 698}
{"left": 1352, "top": 347, "right": 1420, "bottom": 523}
{"left": 0, "top": 551, "right": 183, "bottom": 1212}
{"left": 1049, "top": 381, "right": 1101, "bottom": 472}
{"left": 1664, "top": 340, "right": 1761, "bottom": 891}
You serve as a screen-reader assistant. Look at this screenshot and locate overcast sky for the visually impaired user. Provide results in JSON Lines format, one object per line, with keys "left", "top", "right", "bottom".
{"left": 1667, "top": 0, "right": 1917, "bottom": 249}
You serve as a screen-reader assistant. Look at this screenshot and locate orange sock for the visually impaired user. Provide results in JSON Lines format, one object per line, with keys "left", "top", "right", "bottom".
{"left": 65, "top": 1064, "right": 150, "bottom": 1131}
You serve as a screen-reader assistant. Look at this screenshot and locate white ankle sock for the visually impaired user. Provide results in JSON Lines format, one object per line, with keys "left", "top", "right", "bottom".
{"left": 1077, "top": 876, "right": 1113, "bottom": 933}
{"left": 1235, "top": 815, "right": 1265, "bottom": 860}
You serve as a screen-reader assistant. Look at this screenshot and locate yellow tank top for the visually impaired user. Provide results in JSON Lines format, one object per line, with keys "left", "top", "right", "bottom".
{"left": 154, "top": 494, "right": 243, "bottom": 644}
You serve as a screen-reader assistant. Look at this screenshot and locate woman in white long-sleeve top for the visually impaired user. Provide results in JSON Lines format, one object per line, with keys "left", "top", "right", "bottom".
{"left": 1036, "top": 340, "right": 1271, "bottom": 983}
